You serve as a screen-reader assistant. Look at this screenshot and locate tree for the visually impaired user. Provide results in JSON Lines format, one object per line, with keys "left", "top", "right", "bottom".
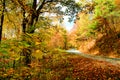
{"left": 91, "top": 0, "right": 120, "bottom": 35}
{"left": 79, "top": 0, "right": 120, "bottom": 55}
{"left": 11, "top": 0, "right": 81, "bottom": 33}
{"left": 0, "top": 0, "right": 81, "bottom": 66}
{"left": 0, "top": 0, "right": 5, "bottom": 42}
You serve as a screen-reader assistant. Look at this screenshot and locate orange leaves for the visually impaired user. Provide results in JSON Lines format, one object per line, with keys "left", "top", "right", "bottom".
{"left": 67, "top": 55, "right": 120, "bottom": 79}
{"left": 0, "top": 68, "right": 15, "bottom": 78}
{"left": 115, "top": 0, "right": 120, "bottom": 6}
{"left": 7, "top": 68, "right": 15, "bottom": 75}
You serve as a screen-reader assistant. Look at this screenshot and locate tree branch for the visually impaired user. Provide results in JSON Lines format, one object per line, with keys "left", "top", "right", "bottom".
{"left": 36, "top": 0, "right": 46, "bottom": 14}
{"left": 32, "top": 0, "right": 37, "bottom": 10}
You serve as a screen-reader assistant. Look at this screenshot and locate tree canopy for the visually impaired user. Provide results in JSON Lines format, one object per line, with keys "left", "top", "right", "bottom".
{"left": 9, "top": 0, "right": 81, "bottom": 33}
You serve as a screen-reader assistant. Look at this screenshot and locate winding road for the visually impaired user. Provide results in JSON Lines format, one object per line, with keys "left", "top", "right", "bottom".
{"left": 66, "top": 49, "right": 120, "bottom": 65}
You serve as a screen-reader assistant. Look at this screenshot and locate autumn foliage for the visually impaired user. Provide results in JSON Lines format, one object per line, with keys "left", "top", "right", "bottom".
{"left": 0, "top": 51, "right": 120, "bottom": 80}
{"left": 0, "top": 0, "right": 120, "bottom": 79}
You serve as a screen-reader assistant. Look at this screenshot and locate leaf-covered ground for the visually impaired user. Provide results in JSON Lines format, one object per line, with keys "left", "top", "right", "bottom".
{"left": 35, "top": 53, "right": 120, "bottom": 80}
{"left": 67, "top": 55, "right": 120, "bottom": 80}
{"left": 0, "top": 52, "right": 120, "bottom": 80}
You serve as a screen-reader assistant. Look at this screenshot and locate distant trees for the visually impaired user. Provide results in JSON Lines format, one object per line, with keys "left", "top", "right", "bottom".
{"left": 73, "top": 0, "right": 120, "bottom": 55}
{"left": 47, "top": 26, "right": 68, "bottom": 50}
{"left": 91, "top": 0, "right": 120, "bottom": 36}
{"left": 75, "top": 0, "right": 120, "bottom": 37}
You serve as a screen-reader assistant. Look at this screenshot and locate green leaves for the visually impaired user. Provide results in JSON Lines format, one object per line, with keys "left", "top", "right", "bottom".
{"left": 89, "top": 21, "right": 98, "bottom": 30}
{"left": 0, "top": 41, "right": 11, "bottom": 55}
{"left": 18, "top": 41, "right": 30, "bottom": 48}
{"left": 89, "top": 0, "right": 120, "bottom": 35}
{"left": 0, "top": 49, "right": 8, "bottom": 55}
{"left": 94, "top": 0, "right": 116, "bottom": 18}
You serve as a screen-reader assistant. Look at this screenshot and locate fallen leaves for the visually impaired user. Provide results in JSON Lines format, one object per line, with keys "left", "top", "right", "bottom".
{"left": 0, "top": 53, "right": 120, "bottom": 80}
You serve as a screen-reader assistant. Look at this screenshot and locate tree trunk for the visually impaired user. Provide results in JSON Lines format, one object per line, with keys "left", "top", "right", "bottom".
{"left": 64, "top": 34, "right": 68, "bottom": 50}
{"left": 0, "top": 0, "right": 5, "bottom": 42}
{"left": 22, "top": 9, "right": 27, "bottom": 33}
{"left": 26, "top": 0, "right": 45, "bottom": 33}
{"left": 21, "top": 9, "right": 37, "bottom": 34}
{"left": 27, "top": 13, "right": 36, "bottom": 33}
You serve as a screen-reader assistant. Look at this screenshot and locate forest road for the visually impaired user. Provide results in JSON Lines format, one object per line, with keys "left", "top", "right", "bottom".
{"left": 66, "top": 49, "right": 120, "bottom": 65}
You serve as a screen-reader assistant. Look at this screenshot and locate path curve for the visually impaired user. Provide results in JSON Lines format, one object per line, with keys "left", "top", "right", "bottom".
{"left": 66, "top": 49, "right": 120, "bottom": 65}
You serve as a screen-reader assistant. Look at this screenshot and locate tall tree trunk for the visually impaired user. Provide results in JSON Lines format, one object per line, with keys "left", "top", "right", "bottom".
{"left": 22, "top": 9, "right": 27, "bottom": 33}
{"left": 27, "top": 13, "right": 36, "bottom": 33}
{"left": 64, "top": 34, "right": 68, "bottom": 50}
{"left": 13, "top": 0, "right": 46, "bottom": 34}
{"left": 0, "top": 0, "right": 5, "bottom": 42}
{"left": 26, "top": 0, "right": 45, "bottom": 33}
{"left": 26, "top": 0, "right": 37, "bottom": 33}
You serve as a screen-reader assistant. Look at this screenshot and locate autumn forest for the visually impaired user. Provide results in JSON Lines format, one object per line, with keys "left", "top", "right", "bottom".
{"left": 0, "top": 0, "right": 120, "bottom": 79}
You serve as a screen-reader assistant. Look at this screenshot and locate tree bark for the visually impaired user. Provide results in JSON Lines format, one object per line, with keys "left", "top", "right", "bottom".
{"left": 22, "top": 9, "right": 27, "bottom": 33}
{"left": 0, "top": 0, "right": 5, "bottom": 42}
{"left": 26, "top": 0, "right": 46, "bottom": 33}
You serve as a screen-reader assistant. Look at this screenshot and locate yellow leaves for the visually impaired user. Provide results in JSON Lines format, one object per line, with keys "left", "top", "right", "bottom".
{"left": 15, "top": 56, "right": 21, "bottom": 61}
{"left": 35, "top": 41, "right": 40, "bottom": 45}
{"left": 2, "top": 74, "right": 8, "bottom": 78}
{"left": 32, "top": 50, "right": 43, "bottom": 59}
{"left": 36, "top": 50, "right": 40, "bottom": 53}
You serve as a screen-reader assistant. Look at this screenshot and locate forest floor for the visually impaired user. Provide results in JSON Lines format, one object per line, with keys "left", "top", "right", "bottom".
{"left": 30, "top": 52, "right": 120, "bottom": 80}
{"left": 1, "top": 51, "right": 120, "bottom": 80}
